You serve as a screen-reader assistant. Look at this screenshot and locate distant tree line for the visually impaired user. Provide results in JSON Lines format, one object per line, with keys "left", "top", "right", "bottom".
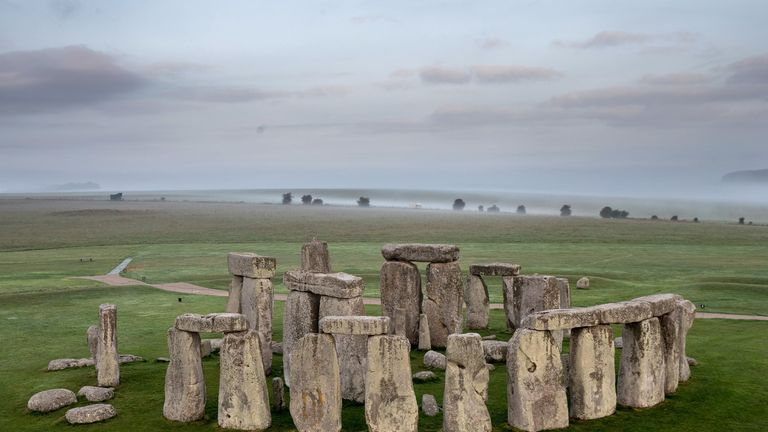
{"left": 600, "top": 206, "right": 629, "bottom": 219}
{"left": 281, "top": 192, "right": 373, "bottom": 207}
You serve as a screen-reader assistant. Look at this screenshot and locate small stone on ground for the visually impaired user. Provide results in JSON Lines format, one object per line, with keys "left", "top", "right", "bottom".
{"left": 412, "top": 371, "right": 438, "bottom": 382}
{"left": 27, "top": 389, "right": 77, "bottom": 413}
{"left": 65, "top": 403, "right": 117, "bottom": 424}
{"left": 77, "top": 386, "right": 114, "bottom": 402}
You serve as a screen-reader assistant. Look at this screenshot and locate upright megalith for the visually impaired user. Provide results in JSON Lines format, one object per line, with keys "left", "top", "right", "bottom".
{"left": 380, "top": 261, "right": 422, "bottom": 344}
{"left": 424, "top": 261, "right": 464, "bottom": 348}
{"left": 509, "top": 276, "right": 561, "bottom": 331}
{"left": 282, "top": 290, "right": 319, "bottom": 387}
{"left": 443, "top": 333, "right": 491, "bottom": 432}
{"left": 163, "top": 328, "right": 205, "bottom": 422}
{"left": 618, "top": 317, "right": 665, "bottom": 408}
{"left": 87, "top": 325, "right": 98, "bottom": 360}
{"left": 660, "top": 307, "right": 682, "bottom": 394}
{"left": 289, "top": 334, "right": 342, "bottom": 432}
{"left": 365, "top": 335, "right": 419, "bottom": 432}
{"left": 319, "top": 296, "right": 367, "bottom": 403}
{"left": 569, "top": 325, "right": 616, "bottom": 419}
{"left": 465, "top": 274, "right": 489, "bottom": 329}
{"left": 226, "top": 275, "right": 243, "bottom": 313}
{"left": 97, "top": 304, "right": 119, "bottom": 387}
{"left": 507, "top": 329, "right": 568, "bottom": 432}
{"left": 218, "top": 330, "right": 270, "bottom": 431}
{"left": 418, "top": 313, "right": 431, "bottom": 350}
{"left": 301, "top": 239, "right": 331, "bottom": 273}
{"left": 677, "top": 299, "right": 696, "bottom": 381}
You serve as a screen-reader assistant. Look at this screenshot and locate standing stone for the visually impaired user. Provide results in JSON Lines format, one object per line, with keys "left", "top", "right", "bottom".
{"left": 507, "top": 329, "right": 568, "bottom": 432}
{"left": 418, "top": 313, "right": 431, "bottom": 350}
{"left": 380, "top": 261, "right": 422, "bottom": 345}
{"left": 424, "top": 262, "right": 464, "bottom": 348}
{"left": 569, "top": 325, "right": 616, "bottom": 420}
{"left": 557, "top": 278, "right": 571, "bottom": 342}
{"left": 510, "top": 276, "right": 561, "bottom": 330}
{"left": 97, "top": 304, "right": 119, "bottom": 387}
{"left": 301, "top": 239, "right": 331, "bottom": 273}
{"left": 282, "top": 290, "right": 320, "bottom": 387}
{"left": 319, "top": 295, "right": 367, "bottom": 403}
{"left": 87, "top": 325, "right": 99, "bottom": 359}
{"left": 218, "top": 330, "right": 270, "bottom": 430}
{"left": 660, "top": 308, "right": 681, "bottom": 394}
{"left": 465, "top": 274, "right": 489, "bottom": 329}
{"left": 226, "top": 275, "right": 244, "bottom": 313}
{"left": 677, "top": 300, "right": 696, "bottom": 381}
{"left": 289, "top": 334, "right": 341, "bottom": 432}
{"left": 365, "top": 335, "right": 419, "bottom": 432}
{"left": 443, "top": 333, "right": 491, "bottom": 432}
{"left": 241, "top": 277, "right": 274, "bottom": 373}
{"left": 393, "top": 307, "right": 406, "bottom": 337}
{"left": 502, "top": 276, "right": 515, "bottom": 331}
{"left": 163, "top": 328, "right": 205, "bottom": 422}
{"left": 617, "top": 317, "right": 665, "bottom": 408}
{"left": 422, "top": 394, "right": 440, "bottom": 416}
{"left": 272, "top": 377, "right": 286, "bottom": 411}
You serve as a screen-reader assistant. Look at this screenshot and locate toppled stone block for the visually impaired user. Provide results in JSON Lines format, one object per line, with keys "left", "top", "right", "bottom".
{"left": 163, "top": 328, "right": 205, "bottom": 422}
{"left": 592, "top": 301, "right": 653, "bottom": 324}
{"left": 228, "top": 252, "right": 276, "bottom": 278}
{"left": 87, "top": 324, "right": 98, "bottom": 358}
{"left": 465, "top": 274, "right": 489, "bottom": 329}
{"left": 617, "top": 318, "right": 665, "bottom": 408}
{"left": 469, "top": 263, "right": 521, "bottom": 277}
{"left": 174, "top": 313, "right": 248, "bottom": 333}
{"left": 48, "top": 358, "right": 95, "bottom": 371}
{"left": 283, "top": 271, "right": 364, "bottom": 299}
{"left": 632, "top": 293, "right": 681, "bottom": 316}
{"left": 422, "top": 394, "right": 440, "bottom": 417}
{"left": 27, "top": 389, "right": 77, "bottom": 413}
{"left": 65, "top": 404, "right": 116, "bottom": 424}
{"left": 412, "top": 371, "right": 438, "bottom": 382}
{"left": 365, "top": 335, "right": 419, "bottom": 432}
{"left": 319, "top": 316, "right": 390, "bottom": 335}
{"left": 521, "top": 308, "right": 601, "bottom": 331}
{"left": 97, "top": 303, "right": 119, "bottom": 387}
{"left": 482, "top": 340, "right": 509, "bottom": 363}
{"left": 444, "top": 333, "right": 491, "bottom": 432}
{"left": 218, "top": 330, "right": 271, "bottom": 430}
{"left": 380, "top": 261, "right": 422, "bottom": 344}
{"left": 569, "top": 325, "right": 616, "bottom": 420}
{"left": 301, "top": 240, "right": 331, "bottom": 273}
{"left": 289, "top": 334, "right": 342, "bottom": 432}
{"left": 424, "top": 350, "right": 447, "bottom": 370}
{"left": 78, "top": 386, "right": 114, "bottom": 402}
{"left": 418, "top": 313, "right": 431, "bottom": 351}
{"left": 282, "top": 290, "right": 320, "bottom": 387}
{"left": 576, "top": 277, "right": 590, "bottom": 289}
{"left": 381, "top": 243, "right": 460, "bottom": 263}
{"left": 424, "top": 262, "right": 464, "bottom": 348}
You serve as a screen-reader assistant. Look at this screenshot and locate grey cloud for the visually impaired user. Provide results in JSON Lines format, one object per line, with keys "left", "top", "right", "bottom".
{"left": 161, "top": 86, "right": 285, "bottom": 103}
{"left": 556, "top": 31, "right": 696, "bottom": 49}
{"left": 0, "top": 45, "right": 145, "bottom": 115}
{"left": 49, "top": 0, "right": 80, "bottom": 19}
{"left": 727, "top": 53, "right": 768, "bottom": 84}
{"left": 420, "top": 66, "right": 472, "bottom": 84}
{"left": 638, "top": 73, "right": 713, "bottom": 86}
{"left": 549, "top": 84, "right": 767, "bottom": 108}
{"left": 472, "top": 65, "right": 560, "bottom": 83}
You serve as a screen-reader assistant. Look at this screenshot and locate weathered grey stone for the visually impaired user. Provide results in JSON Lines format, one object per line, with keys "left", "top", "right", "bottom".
{"left": 418, "top": 313, "right": 431, "bottom": 350}
{"left": 576, "top": 277, "right": 590, "bottom": 289}
{"left": 365, "top": 335, "right": 419, "bottom": 432}
{"left": 569, "top": 325, "right": 616, "bottom": 420}
{"left": 393, "top": 306, "right": 407, "bottom": 337}
{"left": 465, "top": 274, "right": 489, "bottom": 329}
{"left": 200, "top": 339, "right": 212, "bottom": 358}
{"left": 687, "top": 356, "right": 698, "bottom": 366}
{"left": 522, "top": 307, "right": 601, "bottom": 331}
{"left": 469, "top": 263, "right": 521, "bottom": 277}
{"left": 289, "top": 334, "right": 341, "bottom": 432}
{"left": 205, "top": 338, "right": 223, "bottom": 352}
{"left": 660, "top": 308, "right": 682, "bottom": 394}
{"left": 156, "top": 357, "right": 170, "bottom": 363}
{"left": 226, "top": 275, "right": 243, "bottom": 313}
{"left": 163, "top": 328, "right": 205, "bottom": 422}
{"left": 502, "top": 276, "right": 515, "bottom": 331}
{"left": 614, "top": 337, "right": 623, "bottom": 349}
{"left": 319, "top": 316, "right": 390, "bottom": 335}
{"left": 557, "top": 278, "right": 571, "bottom": 309}
{"left": 241, "top": 277, "right": 274, "bottom": 373}
{"left": 412, "top": 371, "right": 438, "bottom": 382}
{"left": 65, "top": 404, "right": 116, "bottom": 424}
{"left": 271, "top": 341, "right": 283, "bottom": 354}
{"left": 301, "top": 239, "right": 331, "bottom": 273}
{"left": 117, "top": 354, "right": 144, "bottom": 364}
{"left": 282, "top": 290, "right": 319, "bottom": 387}
{"left": 284, "top": 271, "right": 364, "bottom": 299}
{"left": 319, "top": 295, "right": 367, "bottom": 403}
{"left": 510, "top": 276, "right": 562, "bottom": 331}
{"left": 27, "top": 389, "right": 77, "bottom": 412}
{"left": 677, "top": 299, "right": 696, "bottom": 382}
{"left": 97, "top": 303, "right": 119, "bottom": 387}
{"left": 617, "top": 318, "right": 665, "bottom": 408}
{"left": 272, "top": 377, "right": 287, "bottom": 411}
{"left": 228, "top": 252, "right": 276, "bottom": 278}
{"left": 380, "top": 261, "right": 422, "bottom": 345}
{"left": 507, "top": 329, "right": 569, "bottom": 432}
{"left": 482, "top": 340, "right": 508, "bottom": 363}
{"left": 78, "top": 386, "right": 114, "bottom": 402}
{"left": 423, "top": 350, "right": 447, "bottom": 370}
{"left": 48, "top": 358, "right": 94, "bottom": 371}
{"left": 424, "top": 262, "right": 464, "bottom": 348}
{"left": 422, "top": 394, "right": 440, "bottom": 417}
{"left": 218, "top": 330, "right": 271, "bottom": 430}
{"left": 87, "top": 324, "right": 98, "bottom": 359}
{"left": 443, "top": 333, "right": 491, "bottom": 432}
{"left": 633, "top": 293, "right": 681, "bottom": 316}
{"left": 381, "top": 243, "right": 460, "bottom": 263}
{"left": 560, "top": 353, "right": 570, "bottom": 386}
{"left": 482, "top": 334, "right": 497, "bottom": 340}
{"left": 593, "top": 300, "right": 653, "bottom": 324}
{"left": 174, "top": 313, "right": 248, "bottom": 333}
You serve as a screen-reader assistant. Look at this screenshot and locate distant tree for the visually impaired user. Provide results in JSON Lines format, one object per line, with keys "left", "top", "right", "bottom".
{"left": 453, "top": 199, "right": 466, "bottom": 211}
{"left": 478, "top": 205, "right": 484, "bottom": 212}
{"left": 560, "top": 205, "right": 572, "bottom": 217}
{"left": 671, "top": 215, "right": 679, "bottom": 221}
{"left": 357, "top": 196, "right": 370, "bottom": 207}
{"left": 301, "top": 194, "right": 313, "bottom": 205}
{"left": 600, "top": 206, "right": 613, "bottom": 218}
{"left": 651, "top": 215, "right": 659, "bottom": 220}
{"left": 611, "top": 209, "right": 629, "bottom": 219}
{"left": 282, "top": 192, "right": 293, "bottom": 205}
{"left": 109, "top": 192, "right": 123, "bottom": 201}
{"left": 693, "top": 217, "right": 699, "bottom": 223}
{"left": 739, "top": 217, "right": 745, "bottom": 225}
{"left": 160, "top": 197, "right": 166, "bottom": 201}
{"left": 516, "top": 205, "right": 526, "bottom": 215}
{"left": 311, "top": 198, "right": 323, "bottom": 205}
{"left": 487, "top": 205, "right": 500, "bottom": 213}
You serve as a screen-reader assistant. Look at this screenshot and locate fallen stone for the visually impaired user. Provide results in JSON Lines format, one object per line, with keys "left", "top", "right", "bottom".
{"left": 443, "top": 333, "right": 491, "bottom": 432}
{"left": 118, "top": 354, "right": 144, "bottom": 364}
{"left": 507, "top": 329, "right": 569, "bottom": 432}
{"left": 282, "top": 290, "right": 320, "bottom": 387}
{"left": 320, "top": 315, "right": 390, "bottom": 335}
{"left": 424, "top": 261, "right": 464, "bottom": 348}
{"left": 240, "top": 277, "right": 274, "bottom": 373}
{"left": 412, "top": 371, "right": 438, "bottom": 382}
{"left": 97, "top": 303, "right": 119, "bottom": 387}
{"left": 569, "top": 325, "right": 616, "bottom": 420}
{"left": 283, "top": 270, "right": 364, "bottom": 299}
{"left": 301, "top": 239, "right": 331, "bottom": 273}
{"left": 521, "top": 307, "right": 601, "bottom": 331}
{"left": 677, "top": 299, "right": 696, "bottom": 382}
{"left": 482, "top": 340, "right": 508, "bottom": 363}
{"left": 617, "top": 318, "right": 665, "bottom": 408}
{"left": 422, "top": 394, "right": 440, "bottom": 417}
{"left": 614, "top": 337, "right": 623, "bottom": 349}
{"left": 365, "top": 335, "right": 419, "bottom": 432}
{"left": 687, "top": 356, "right": 698, "bottom": 366}
{"left": 576, "top": 277, "right": 590, "bottom": 289}
{"left": 418, "top": 313, "right": 431, "bottom": 350}
{"left": 218, "top": 330, "right": 271, "bottom": 430}
{"left": 78, "top": 386, "right": 114, "bottom": 402}
{"left": 632, "top": 293, "right": 681, "bottom": 317}
{"left": 228, "top": 252, "right": 276, "bottom": 279}
{"left": 510, "top": 276, "right": 561, "bottom": 331}
{"left": 289, "top": 334, "right": 341, "bottom": 432}
{"left": 423, "top": 350, "right": 447, "bottom": 370}
{"left": 27, "top": 389, "right": 77, "bottom": 413}
{"left": 381, "top": 243, "right": 460, "bottom": 263}
{"left": 380, "top": 261, "right": 422, "bottom": 345}
{"left": 226, "top": 275, "right": 243, "bottom": 313}
{"left": 469, "top": 263, "right": 521, "bottom": 277}
{"left": 482, "top": 334, "right": 497, "bottom": 340}
{"left": 174, "top": 313, "right": 248, "bottom": 333}
{"left": 47, "top": 358, "right": 94, "bottom": 371}
{"left": 592, "top": 300, "right": 653, "bottom": 324}
{"left": 163, "top": 328, "right": 205, "bottom": 422}
{"left": 465, "top": 274, "right": 489, "bottom": 330}
{"left": 272, "top": 377, "right": 287, "bottom": 411}
{"left": 87, "top": 324, "right": 98, "bottom": 359}
{"left": 65, "top": 404, "right": 116, "bottom": 424}
{"left": 319, "top": 295, "right": 367, "bottom": 403}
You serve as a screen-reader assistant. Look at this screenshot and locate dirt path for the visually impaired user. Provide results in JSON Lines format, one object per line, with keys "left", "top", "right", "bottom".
{"left": 78, "top": 274, "right": 768, "bottom": 321}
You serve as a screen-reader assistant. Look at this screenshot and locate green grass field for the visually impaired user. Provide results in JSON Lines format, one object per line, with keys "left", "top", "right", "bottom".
{"left": 0, "top": 198, "right": 767, "bottom": 431}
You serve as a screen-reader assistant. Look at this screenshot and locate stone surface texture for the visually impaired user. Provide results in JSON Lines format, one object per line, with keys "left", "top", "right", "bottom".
{"left": 660, "top": 308, "right": 682, "bottom": 394}
{"left": 319, "top": 295, "right": 367, "bottom": 402}
{"left": 27, "top": 389, "right": 77, "bottom": 413}
{"left": 87, "top": 324, "right": 99, "bottom": 359}
{"left": 510, "top": 276, "right": 561, "bottom": 331}
{"left": 218, "top": 330, "right": 271, "bottom": 430}
{"left": 482, "top": 340, "right": 509, "bottom": 363}
{"left": 677, "top": 300, "right": 696, "bottom": 382}
{"left": 617, "top": 318, "right": 665, "bottom": 408}
{"left": 289, "top": 334, "right": 342, "bottom": 432}
{"left": 283, "top": 271, "right": 364, "bottom": 299}
{"left": 423, "top": 350, "right": 447, "bottom": 370}
{"left": 522, "top": 308, "right": 601, "bottom": 331}
{"left": 226, "top": 275, "right": 243, "bottom": 313}
{"left": 424, "top": 262, "right": 464, "bottom": 348}
{"left": 282, "top": 290, "right": 320, "bottom": 387}
{"left": 381, "top": 243, "right": 460, "bottom": 263}
{"left": 78, "top": 386, "right": 114, "bottom": 402}
{"left": 576, "top": 277, "right": 590, "bottom": 289}
{"left": 272, "top": 377, "right": 287, "bottom": 411}
{"left": 228, "top": 252, "right": 276, "bottom": 278}
{"left": 593, "top": 301, "right": 653, "bottom": 324}
{"left": 319, "top": 315, "right": 390, "bottom": 335}
{"left": 174, "top": 313, "right": 248, "bottom": 333}
{"left": 380, "top": 261, "right": 422, "bottom": 344}
{"left": 569, "top": 325, "right": 616, "bottom": 420}
{"left": 65, "top": 404, "right": 116, "bottom": 424}
{"left": 443, "top": 333, "right": 491, "bottom": 432}
{"left": 97, "top": 303, "right": 119, "bottom": 387}
{"left": 163, "top": 328, "right": 205, "bottom": 422}
{"left": 240, "top": 277, "right": 274, "bottom": 372}
{"left": 422, "top": 394, "right": 440, "bottom": 417}
{"left": 469, "top": 263, "right": 521, "bottom": 277}
{"left": 418, "top": 313, "right": 431, "bottom": 350}
{"left": 412, "top": 371, "right": 438, "bottom": 382}
{"left": 365, "top": 335, "right": 419, "bottom": 432}
{"left": 301, "top": 240, "right": 332, "bottom": 273}
{"left": 465, "top": 274, "right": 489, "bottom": 329}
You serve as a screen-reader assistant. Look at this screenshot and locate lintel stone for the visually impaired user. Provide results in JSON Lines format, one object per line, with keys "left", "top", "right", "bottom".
{"left": 381, "top": 243, "right": 459, "bottom": 263}
{"left": 319, "top": 316, "right": 390, "bottom": 335}
{"left": 228, "top": 252, "right": 276, "bottom": 278}
{"left": 283, "top": 271, "right": 364, "bottom": 299}
{"left": 469, "top": 263, "right": 521, "bottom": 277}
{"left": 174, "top": 313, "right": 248, "bottom": 333}
{"left": 521, "top": 307, "right": 601, "bottom": 331}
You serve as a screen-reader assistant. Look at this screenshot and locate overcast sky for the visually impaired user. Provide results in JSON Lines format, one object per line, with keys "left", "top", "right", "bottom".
{"left": 1, "top": 0, "right": 767, "bottom": 197}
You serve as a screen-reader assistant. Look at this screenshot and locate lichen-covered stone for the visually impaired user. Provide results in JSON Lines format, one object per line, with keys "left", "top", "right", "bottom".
{"left": 424, "top": 262, "right": 464, "bottom": 348}
{"left": 522, "top": 307, "right": 601, "bottom": 331}
{"left": 677, "top": 300, "right": 696, "bottom": 382}
{"left": 78, "top": 386, "right": 114, "bottom": 402}
{"left": 412, "top": 371, "right": 438, "bottom": 382}
{"left": 418, "top": 313, "right": 431, "bottom": 350}
{"left": 163, "top": 328, "right": 205, "bottom": 422}
{"left": 241, "top": 277, "right": 273, "bottom": 373}
{"left": 592, "top": 300, "right": 653, "bottom": 324}
{"left": 632, "top": 293, "right": 681, "bottom": 316}
{"left": 218, "top": 330, "right": 271, "bottom": 430}
{"left": 380, "top": 261, "right": 422, "bottom": 344}
{"left": 97, "top": 303, "right": 119, "bottom": 387}
{"left": 228, "top": 252, "right": 276, "bottom": 278}
{"left": 422, "top": 394, "right": 440, "bottom": 417}
{"left": 502, "top": 276, "right": 515, "bottom": 331}
{"left": 569, "top": 325, "right": 616, "bottom": 419}
{"left": 301, "top": 239, "right": 331, "bottom": 273}
{"left": 509, "top": 276, "right": 561, "bottom": 331}
{"left": 272, "top": 377, "right": 287, "bottom": 411}
{"left": 87, "top": 324, "right": 98, "bottom": 359}
{"left": 27, "top": 389, "right": 77, "bottom": 412}
{"left": 381, "top": 243, "right": 460, "bottom": 263}
{"left": 576, "top": 277, "right": 590, "bottom": 289}
{"left": 283, "top": 271, "right": 364, "bottom": 299}
{"left": 482, "top": 340, "right": 508, "bottom": 363}
{"left": 65, "top": 404, "right": 116, "bottom": 424}
{"left": 469, "top": 263, "right": 521, "bottom": 277}
{"left": 226, "top": 275, "right": 243, "bottom": 313}
{"left": 423, "top": 350, "right": 446, "bottom": 370}
{"left": 443, "top": 333, "right": 491, "bottom": 432}
{"left": 617, "top": 318, "right": 665, "bottom": 408}
{"left": 660, "top": 308, "right": 682, "bottom": 394}
{"left": 365, "top": 335, "right": 419, "bottom": 432}
{"left": 174, "top": 313, "right": 248, "bottom": 333}
{"left": 465, "top": 274, "right": 489, "bottom": 329}
{"left": 319, "top": 316, "right": 390, "bottom": 335}
{"left": 282, "top": 290, "right": 320, "bottom": 387}
{"left": 289, "top": 334, "right": 341, "bottom": 432}
{"left": 319, "top": 295, "right": 367, "bottom": 403}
